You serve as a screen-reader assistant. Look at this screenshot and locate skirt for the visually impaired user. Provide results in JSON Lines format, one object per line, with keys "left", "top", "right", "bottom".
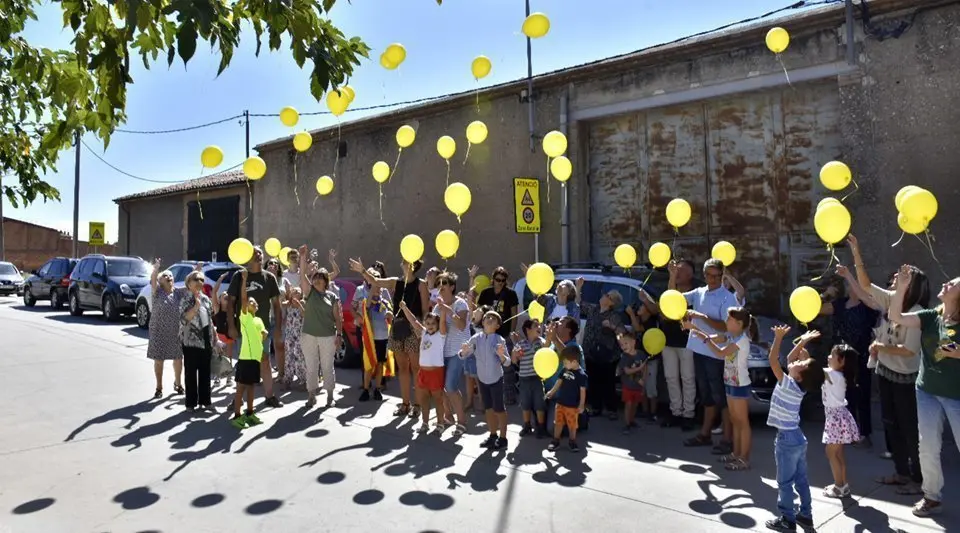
{"left": 823, "top": 405, "right": 860, "bottom": 444}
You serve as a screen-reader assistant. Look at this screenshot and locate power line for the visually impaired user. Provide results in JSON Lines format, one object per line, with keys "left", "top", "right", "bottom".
{"left": 114, "top": 114, "right": 244, "bottom": 134}
{"left": 81, "top": 139, "right": 242, "bottom": 184}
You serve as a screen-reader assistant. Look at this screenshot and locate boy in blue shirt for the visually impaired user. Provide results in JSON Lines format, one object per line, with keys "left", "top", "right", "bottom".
{"left": 765, "top": 325, "right": 825, "bottom": 532}
{"left": 545, "top": 346, "right": 588, "bottom": 452}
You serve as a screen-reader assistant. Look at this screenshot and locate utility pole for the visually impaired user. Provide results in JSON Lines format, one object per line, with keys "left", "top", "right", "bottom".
{"left": 72, "top": 131, "right": 80, "bottom": 258}
{"left": 0, "top": 175, "right": 5, "bottom": 262}
{"left": 244, "top": 110, "right": 250, "bottom": 158}
{"left": 524, "top": 0, "right": 539, "bottom": 263}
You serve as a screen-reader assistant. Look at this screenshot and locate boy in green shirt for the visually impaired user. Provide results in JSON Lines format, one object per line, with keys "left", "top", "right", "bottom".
{"left": 233, "top": 269, "right": 269, "bottom": 429}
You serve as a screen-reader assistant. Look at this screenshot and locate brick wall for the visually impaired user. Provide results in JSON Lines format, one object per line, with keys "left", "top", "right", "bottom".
{"left": 1, "top": 218, "right": 115, "bottom": 271}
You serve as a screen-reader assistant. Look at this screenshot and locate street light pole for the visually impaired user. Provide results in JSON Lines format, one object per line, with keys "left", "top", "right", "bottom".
{"left": 72, "top": 131, "right": 80, "bottom": 258}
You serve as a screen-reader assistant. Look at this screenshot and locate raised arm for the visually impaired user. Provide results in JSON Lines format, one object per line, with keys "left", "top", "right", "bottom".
{"left": 212, "top": 271, "right": 228, "bottom": 314}
{"left": 297, "top": 245, "right": 313, "bottom": 296}
{"left": 239, "top": 269, "right": 248, "bottom": 312}
{"left": 328, "top": 249, "right": 340, "bottom": 281}
{"left": 788, "top": 330, "right": 819, "bottom": 365}
{"left": 687, "top": 309, "right": 727, "bottom": 332}
{"left": 399, "top": 301, "right": 424, "bottom": 336}
{"left": 348, "top": 257, "right": 396, "bottom": 292}
{"left": 150, "top": 258, "right": 161, "bottom": 293}
{"left": 638, "top": 289, "right": 659, "bottom": 315}
{"left": 836, "top": 264, "right": 883, "bottom": 311}
{"left": 723, "top": 272, "right": 746, "bottom": 303}
{"left": 768, "top": 324, "right": 791, "bottom": 381}
{"left": 888, "top": 264, "right": 923, "bottom": 329}
{"left": 688, "top": 327, "right": 738, "bottom": 359}
{"left": 847, "top": 234, "right": 873, "bottom": 292}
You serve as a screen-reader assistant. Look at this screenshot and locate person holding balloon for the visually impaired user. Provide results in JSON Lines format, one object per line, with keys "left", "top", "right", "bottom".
{"left": 659, "top": 259, "right": 699, "bottom": 431}
{"left": 510, "top": 319, "right": 548, "bottom": 438}
{"left": 575, "top": 277, "right": 625, "bottom": 420}
{"left": 627, "top": 291, "right": 661, "bottom": 422}
{"left": 146, "top": 258, "right": 189, "bottom": 399}
{"left": 537, "top": 279, "right": 580, "bottom": 321}
{"left": 433, "top": 272, "right": 472, "bottom": 437}
{"left": 296, "top": 245, "right": 343, "bottom": 408}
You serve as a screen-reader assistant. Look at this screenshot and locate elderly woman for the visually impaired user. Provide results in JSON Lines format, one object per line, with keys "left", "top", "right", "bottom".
{"left": 147, "top": 258, "right": 190, "bottom": 398}
{"left": 575, "top": 277, "right": 624, "bottom": 420}
{"left": 178, "top": 270, "right": 219, "bottom": 412}
{"left": 539, "top": 279, "right": 581, "bottom": 321}
{"left": 297, "top": 245, "right": 344, "bottom": 408}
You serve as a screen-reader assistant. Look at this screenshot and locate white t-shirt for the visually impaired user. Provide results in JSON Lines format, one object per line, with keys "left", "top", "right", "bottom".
{"left": 282, "top": 271, "right": 300, "bottom": 293}
{"left": 419, "top": 330, "right": 446, "bottom": 367}
{"left": 549, "top": 304, "right": 569, "bottom": 321}
{"left": 822, "top": 368, "right": 847, "bottom": 408}
{"left": 722, "top": 334, "right": 752, "bottom": 387}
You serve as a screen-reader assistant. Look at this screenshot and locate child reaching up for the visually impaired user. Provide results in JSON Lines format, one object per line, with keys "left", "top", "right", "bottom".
{"left": 822, "top": 345, "right": 861, "bottom": 499}
{"left": 546, "top": 346, "right": 588, "bottom": 452}
{"left": 232, "top": 269, "right": 268, "bottom": 429}
{"left": 616, "top": 330, "right": 647, "bottom": 435}
{"left": 460, "top": 310, "right": 511, "bottom": 450}
{"left": 400, "top": 300, "right": 447, "bottom": 434}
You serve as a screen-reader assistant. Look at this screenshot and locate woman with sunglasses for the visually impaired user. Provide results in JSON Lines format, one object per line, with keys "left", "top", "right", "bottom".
{"left": 178, "top": 270, "right": 220, "bottom": 412}
{"left": 297, "top": 245, "right": 344, "bottom": 408}
{"left": 146, "top": 258, "right": 191, "bottom": 398}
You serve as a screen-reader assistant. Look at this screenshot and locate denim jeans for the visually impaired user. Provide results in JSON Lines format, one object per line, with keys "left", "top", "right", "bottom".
{"left": 917, "top": 388, "right": 960, "bottom": 502}
{"left": 774, "top": 428, "right": 812, "bottom": 522}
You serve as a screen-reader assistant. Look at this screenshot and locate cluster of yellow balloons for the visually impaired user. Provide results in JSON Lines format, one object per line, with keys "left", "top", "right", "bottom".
{"left": 711, "top": 240, "right": 736, "bottom": 266}
{"left": 766, "top": 27, "right": 790, "bottom": 54}
{"left": 666, "top": 198, "right": 692, "bottom": 229}
{"left": 326, "top": 86, "right": 356, "bottom": 117}
{"left": 895, "top": 185, "right": 938, "bottom": 235}
{"left": 542, "top": 130, "right": 571, "bottom": 183}
{"left": 789, "top": 285, "right": 819, "bottom": 324}
{"left": 380, "top": 43, "right": 406, "bottom": 70}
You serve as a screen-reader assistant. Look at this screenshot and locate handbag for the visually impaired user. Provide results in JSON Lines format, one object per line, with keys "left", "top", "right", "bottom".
{"left": 211, "top": 353, "right": 234, "bottom": 378}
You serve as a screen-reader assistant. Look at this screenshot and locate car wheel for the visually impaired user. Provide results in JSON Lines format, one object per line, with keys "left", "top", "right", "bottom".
{"left": 22, "top": 287, "right": 35, "bottom": 307}
{"left": 102, "top": 294, "right": 119, "bottom": 322}
{"left": 136, "top": 299, "right": 150, "bottom": 329}
{"left": 50, "top": 290, "right": 63, "bottom": 309}
{"left": 69, "top": 291, "right": 83, "bottom": 316}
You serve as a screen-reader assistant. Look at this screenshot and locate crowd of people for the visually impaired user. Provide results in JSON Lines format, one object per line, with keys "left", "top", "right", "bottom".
{"left": 143, "top": 234, "right": 960, "bottom": 531}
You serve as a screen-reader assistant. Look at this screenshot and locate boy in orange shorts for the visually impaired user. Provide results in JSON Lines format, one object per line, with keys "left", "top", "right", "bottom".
{"left": 545, "top": 346, "right": 588, "bottom": 452}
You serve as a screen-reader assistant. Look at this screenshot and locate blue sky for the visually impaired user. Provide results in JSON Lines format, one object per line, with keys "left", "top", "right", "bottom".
{"left": 6, "top": 0, "right": 812, "bottom": 243}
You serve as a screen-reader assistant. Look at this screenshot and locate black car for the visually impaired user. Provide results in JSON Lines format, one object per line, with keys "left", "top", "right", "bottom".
{"left": 22, "top": 257, "right": 79, "bottom": 309}
{"left": 68, "top": 254, "right": 151, "bottom": 321}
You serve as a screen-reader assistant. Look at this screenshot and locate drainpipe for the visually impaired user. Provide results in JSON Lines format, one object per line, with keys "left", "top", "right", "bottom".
{"left": 845, "top": 0, "right": 856, "bottom": 65}
{"left": 560, "top": 90, "right": 570, "bottom": 264}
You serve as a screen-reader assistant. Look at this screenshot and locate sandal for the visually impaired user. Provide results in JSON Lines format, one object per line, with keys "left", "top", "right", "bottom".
{"left": 717, "top": 454, "right": 737, "bottom": 464}
{"left": 453, "top": 423, "right": 466, "bottom": 437}
{"left": 393, "top": 403, "right": 410, "bottom": 417}
{"left": 153, "top": 388, "right": 162, "bottom": 399}
{"left": 725, "top": 458, "right": 750, "bottom": 471}
{"left": 409, "top": 404, "right": 421, "bottom": 419}
{"left": 875, "top": 474, "right": 908, "bottom": 486}
{"left": 173, "top": 384, "right": 184, "bottom": 395}
{"left": 823, "top": 485, "right": 843, "bottom": 498}
{"left": 683, "top": 434, "right": 712, "bottom": 447}
{"left": 896, "top": 483, "right": 924, "bottom": 496}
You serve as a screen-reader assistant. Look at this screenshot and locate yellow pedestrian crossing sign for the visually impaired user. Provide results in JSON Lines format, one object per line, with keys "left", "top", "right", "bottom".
{"left": 89, "top": 222, "right": 105, "bottom": 246}
{"left": 513, "top": 177, "right": 540, "bottom": 234}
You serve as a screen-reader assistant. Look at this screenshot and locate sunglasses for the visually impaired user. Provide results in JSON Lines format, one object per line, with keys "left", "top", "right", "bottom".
{"left": 439, "top": 280, "right": 453, "bottom": 286}
{"left": 493, "top": 277, "right": 507, "bottom": 283}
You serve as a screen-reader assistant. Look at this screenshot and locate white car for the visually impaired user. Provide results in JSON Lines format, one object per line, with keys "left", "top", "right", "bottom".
{"left": 0, "top": 261, "right": 25, "bottom": 297}
{"left": 136, "top": 261, "right": 239, "bottom": 329}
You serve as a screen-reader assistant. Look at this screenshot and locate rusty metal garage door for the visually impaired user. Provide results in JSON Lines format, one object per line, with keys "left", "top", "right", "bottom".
{"left": 586, "top": 81, "right": 841, "bottom": 315}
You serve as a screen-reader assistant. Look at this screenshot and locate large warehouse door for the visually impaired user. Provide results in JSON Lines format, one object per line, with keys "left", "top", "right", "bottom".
{"left": 187, "top": 196, "right": 240, "bottom": 262}
{"left": 587, "top": 82, "right": 841, "bottom": 314}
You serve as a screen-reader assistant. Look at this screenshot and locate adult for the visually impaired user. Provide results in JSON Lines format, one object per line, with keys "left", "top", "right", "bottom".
{"left": 888, "top": 266, "right": 960, "bottom": 518}
{"left": 265, "top": 257, "right": 287, "bottom": 378}
{"left": 658, "top": 259, "right": 699, "bottom": 430}
{"left": 433, "top": 272, "right": 472, "bottom": 436}
{"left": 576, "top": 277, "right": 624, "bottom": 420}
{"left": 353, "top": 261, "right": 391, "bottom": 402}
{"left": 350, "top": 256, "right": 430, "bottom": 418}
{"left": 146, "top": 258, "right": 187, "bottom": 398}
{"left": 178, "top": 270, "right": 218, "bottom": 412}
{"left": 848, "top": 235, "right": 929, "bottom": 495}
{"left": 676, "top": 258, "right": 743, "bottom": 452}
{"left": 426, "top": 266, "right": 442, "bottom": 308}
{"left": 226, "top": 246, "right": 284, "bottom": 409}
{"left": 536, "top": 280, "right": 580, "bottom": 322}
{"left": 819, "top": 265, "right": 880, "bottom": 447}
{"left": 283, "top": 248, "right": 340, "bottom": 296}
{"left": 297, "top": 245, "right": 343, "bottom": 408}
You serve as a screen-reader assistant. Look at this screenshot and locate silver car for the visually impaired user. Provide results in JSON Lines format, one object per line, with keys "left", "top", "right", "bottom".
{"left": 0, "top": 262, "right": 24, "bottom": 297}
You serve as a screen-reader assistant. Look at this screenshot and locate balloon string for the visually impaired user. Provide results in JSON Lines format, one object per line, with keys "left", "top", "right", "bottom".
{"left": 671, "top": 227, "right": 678, "bottom": 252}
{"left": 293, "top": 153, "right": 300, "bottom": 206}
{"left": 891, "top": 231, "right": 906, "bottom": 248}
{"left": 641, "top": 270, "right": 653, "bottom": 290}
{"left": 445, "top": 160, "right": 451, "bottom": 188}
{"left": 546, "top": 156, "right": 551, "bottom": 205}
{"left": 810, "top": 245, "right": 837, "bottom": 281}
{"left": 475, "top": 89, "right": 480, "bottom": 114}
{"left": 240, "top": 177, "right": 251, "bottom": 226}
{"left": 841, "top": 179, "right": 860, "bottom": 203}
{"left": 379, "top": 184, "right": 386, "bottom": 229}
{"left": 462, "top": 142, "right": 472, "bottom": 166}
{"left": 312, "top": 194, "right": 319, "bottom": 209}
{"left": 333, "top": 119, "right": 342, "bottom": 178}
{"left": 921, "top": 231, "right": 949, "bottom": 279}
{"left": 196, "top": 165, "right": 205, "bottom": 220}
{"left": 389, "top": 149, "right": 402, "bottom": 182}
{"left": 777, "top": 54, "right": 794, "bottom": 89}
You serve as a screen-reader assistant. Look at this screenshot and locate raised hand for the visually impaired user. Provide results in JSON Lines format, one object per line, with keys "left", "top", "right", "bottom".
{"left": 846, "top": 234, "right": 859, "bottom": 251}
{"left": 772, "top": 324, "right": 791, "bottom": 338}
{"left": 468, "top": 265, "right": 479, "bottom": 278}
{"left": 898, "top": 264, "right": 913, "bottom": 286}
{"left": 348, "top": 258, "right": 364, "bottom": 274}
{"left": 328, "top": 249, "right": 337, "bottom": 262}
{"left": 576, "top": 277, "right": 584, "bottom": 290}
{"left": 668, "top": 261, "right": 679, "bottom": 277}
{"left": 835, "top": 264, "right": 851, "bottom": 279}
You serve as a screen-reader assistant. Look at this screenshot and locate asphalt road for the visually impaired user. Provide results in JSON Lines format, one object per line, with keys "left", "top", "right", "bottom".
{"left": 0, "top": 294, "right": 956, "bottom": 533}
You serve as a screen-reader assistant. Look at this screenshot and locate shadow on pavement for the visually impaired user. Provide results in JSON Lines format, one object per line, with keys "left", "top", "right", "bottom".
{"left": 112, "top": 486, "right": 160, "bottom": 510}
{"left": 191, "top": 493, "right": 225, "bottom": 508}
{"left": 164, "top": 415, "right": 243, "bottom": 480}
{"left": 233, "top": 405, "right": 327, "bottom": 454}
{"left": 64, "top": 398, "right": 166, "bottom": 442}
{"left": 11, "top": 498, "right": 55, "bottom": 515}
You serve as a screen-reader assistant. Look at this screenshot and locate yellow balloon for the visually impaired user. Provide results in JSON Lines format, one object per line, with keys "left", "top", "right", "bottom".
{"left": 264, "top": 238, "right": 282, "bottom": 257}
{"left": 435, "top": 229, "right": 460, "bottom": 259}
{"left": 659, "top": 290, "right": 688, "bottom": 321}
{"left": 820, "top": 161, "right": 852, "bottom": 191}
{"left": 437, "top": 136, "right": 456, "bottom": 160}
{"left": 372, "top": 161, "right": 390, "bottom": 184}
{"left": 400, "top": 234, "right": 424, "bottom": 263}
{"left": 444, "top": 182, "right": 472, "bottom": 216}
{"left": 466, "top": 121, "right": 488, "bottom": 145}
{"left": 900, "top": 188, "right": 938, "bottom": 223}
{"left": 898, "top": 213, "right": 928, "bottom": 235}
{"left": 648, "top": 242, "right": 671, "bottom": 268}
{"left": 895, "top": 185, "right": 920, "bottom": 212}
{"left": 542, "top": 130, "right": 567, "bottom": 158}
{"left": 666, "top": 198, "right": 692, "bottom": 228}
{"left": 315, "top": 175, "right": 334, "bottom": 196}
{"left": 380, "top": 53, "right": 397, "bottom": 70}
{"left": 522, "top": 12, "right": 551, "bottom": 39}
{"left": 228, "top": 238, "right": 254, "bottom": 265}
{"left": 766, "top": 27, "right": 790, "bottom": 54}
{"left": 533, "top": 348, "right": 559, "bottom": 379}
{"left": 813, "top": 202, "right": 851, "bottom": 244}
{"left": 200, "top": 145, "right": 223, "bottom": 168}
{"left": 790, "top": 286, "right": 820, "bottom": 324}
{"left": 528, "top": 301, "right": 545, "bottom": 322}
{"left": 614, "top": 244, "right": 637, "bottom": 269}
{"left": 278, "top": 246, "right": 292, "bottom": 267}
{"left": 642, "top": 328, "right": 667, "bottom": 356}
{"left": 326, "top": 89, "right": 349, "bottom": 117}
{"left": 471, "top": 55, "right": 492, "bottom": 79}
{"left": 293, "top": 132, "right": 312, "bottom": 152}
{"left": 342, "top": 85, "right": 356, "bottom": 103}
{"left": 711, "top": 241, "right": 736, "bottom": 267}
{"left": 385, "top": 43, "right": 406, "bottom": 66}
{"left": 396, "top": 125, "right": 416, "bottom": 148}
{"left": 243, "top": 156, "right": 266, "bottom": 180}
{"left": 817, "top": 197, "right": 841, "bottom": 211}
{"left": 474, "top": 274, "right": 491, "bottom": 293}
{"left": 550, "top": 156, "right": 572, "bottom": 182}
{"left": 525, "top": 262, "right": 555, "bottom": 296}
{"left": 279, "top": 106, "right": 299, "bottom": 127}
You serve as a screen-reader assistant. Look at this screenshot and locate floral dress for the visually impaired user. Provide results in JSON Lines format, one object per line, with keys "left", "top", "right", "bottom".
{"left": 282, "top": 305, "right": 306, "bottom": 387}
{"left": 147, "top": 287, "right": 185, "bottom": 361}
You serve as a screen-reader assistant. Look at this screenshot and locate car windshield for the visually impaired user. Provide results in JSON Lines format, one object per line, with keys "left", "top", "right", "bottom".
{"left": 108, "top": 259, "right": 150, "bottom": 277}
{"left": 0, "top": 264, "right": 17, "bottom": 275}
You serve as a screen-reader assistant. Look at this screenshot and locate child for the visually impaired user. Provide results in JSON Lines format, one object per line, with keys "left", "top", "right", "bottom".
{"left": 627, "top": 297, "right": 660, "bottom": 422}
{"left": 511, "top": 319, "right": 547, "bottom": 438}
{"left": 765, "top": 325, "right": 826, "bottom": 533}
{"left": 463, "top": 304, "right": 490, "bottom": 412}
{"left": 687, "top": 307, "right": 754, "bottom": 471}
{"left": 281, "top": 287, "right": 306, "bottom": 390}
{"left": 232, "top": 270, "right": 268, "bottom": 429}
{"left": 616, "top": 330, "right": 647, "bottom": 435}
{"left": 822, "top": 345, "right": 860, "bottom": 499}
{"left": 546, "top": 345, "right": 588, "bottom": 452}
{"left": 460, "top": 310, "right": 511, "bottom": 450}
{"left": 400, "top": 301, "right": 447, "bottom": 434}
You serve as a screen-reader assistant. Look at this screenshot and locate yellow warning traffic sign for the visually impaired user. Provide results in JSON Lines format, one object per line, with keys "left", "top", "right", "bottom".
{"left": 89, "top": 222, "right": 105, "bottom": 246}
{"left": 513, "top": 178, "right": 540, "bottom": 234}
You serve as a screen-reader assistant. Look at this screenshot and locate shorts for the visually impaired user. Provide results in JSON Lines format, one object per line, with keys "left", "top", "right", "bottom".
{"left": 695, "top": 354, "right": 726, "bottom": 408}
{"left": 518, "top": 376, "right": 546, "bottom": 412}
{"left": 236, "top": 359, "right": 262, "bottom": 385}
{"left": 622, "top": 387, "right": 646, "bottom": 405}
{"left": 374, "top": 339, "right": 388, "bottom": 363}
{"left": 463, "top": 355, "right": 478, "bottom": 377}
{"left": 555, "top": 404, "right": 580, "bottom": 431}
{"left": 388, "top": 334, "right": 419, "bottom": 354}
{"left": 725, "top": 384, "right": 751, "bottom": 399}
{"left": 644, "top": 358, "right": 659, "bottom": 397}
{"left": 478, "top": 378, "right": 506, "bottom": 413}
{"left": 417, "top": 367, "right": 445, "bottom": 392}
{"left": 444, "top": 356, "right": 465, "bottom": 392}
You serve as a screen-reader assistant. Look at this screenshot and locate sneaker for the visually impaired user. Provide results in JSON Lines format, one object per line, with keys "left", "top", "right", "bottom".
{"left": 795, "top": 515, "right": 814, "bottom": 532}
{"left": 265, "top": 396, "right": 283, "bottom": 408}
{"left": 480, "top": 433, "right": 498, "bottom": 449}
{"left": 202, "top": 404, "right": 218, "bottom": 414}
{"left": 409, "top": 405, "right": 421, "bottom": 419}
{"left": 230, "top": 414, "right": 247, "bottom": 429}
{"left": 711, "top": 426, "right": 723, "bottom": 435}
{"left": 433, "top": 423, "right": 447, "bottom": 435}
{"left": 680, "top": 417, "right": 696, "bottom": 432}
{"left": 246, "top": 413, "right": 263, "bottom": 426}
{"left": 839, "top": 484, "right": 851, "bottom": 497}
{"left": 823, "top": 484, "right": 844, "bottom": 499}
{"left": 306, "top": 393, "right": 317, "bottom": 408}
{"left": 535, "top": 425, "right": 549, "bottom": 439}
{"left": 519, "top": 424, "right": 533, "bottom": 437}
{"left": 764, "top": 516, "right": 797, "bottom": 532}
{"left": 568, "top": 440, "right": 580, "bottom": 452}
{"left": 359, "top": 389, "right": 371, "bottom": 402}
{"left": 417, "top": 422, "right": 430, "bottom": 434}
{"left": 214, "top": 378, "right": 221, "bottom": 387}
{"left": 912, "top": 498, "right": 943, "bottom": 517}
{"left": 493, "top": 437, "right": 508, "bottom": 450}
{"left": 547, "top": 439, "right": 561, "bottom": 452}
{"left": 226, "top": 378, "right": 234, "bottom": 386}
{"left": 373, "top": 389, "right": 383, "bottom": 401}
{"left": 325, "top": 396, "right": 335, "bottom": 408}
